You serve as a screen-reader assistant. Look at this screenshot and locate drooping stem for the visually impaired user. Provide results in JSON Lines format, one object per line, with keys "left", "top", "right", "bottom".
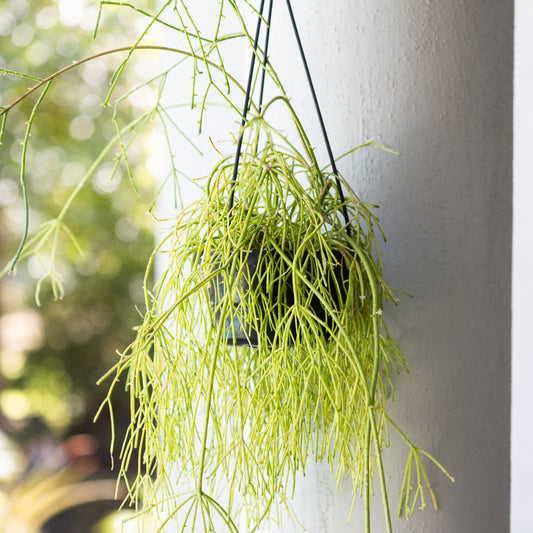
{"left": 0, "top": 44, "right": 249, "bottom": 117}
{"left": 370, "top": 412, "right": 393, "bottom": 533}
{"left": 9, "top": 82, "right": 51, "bottom": 272}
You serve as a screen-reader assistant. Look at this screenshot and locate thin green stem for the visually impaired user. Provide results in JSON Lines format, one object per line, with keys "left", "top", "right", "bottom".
{"left": 9, "top": 82, "right": 51, "bottom": 272}
{"left": 104, "top": 1, "right": 172, "bottom": 105}
{"left": 0, "top": 112, "right": 7, "bottom": 145}
{"left": 0, "top": 68, "right": 42, "bottom": 81}
{"left": 0, "top": 44, "right": 249, "bottom": 118}
{"left": 370, "top": 412, "right": 393, "bottom": 533}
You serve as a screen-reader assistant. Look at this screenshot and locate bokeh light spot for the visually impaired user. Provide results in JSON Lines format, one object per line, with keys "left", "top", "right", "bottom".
{"left": 69, "top": 115, "right": 95, "bottom": 141}
{"left": 11, "top": 23, "right": 34, "bottom": 47}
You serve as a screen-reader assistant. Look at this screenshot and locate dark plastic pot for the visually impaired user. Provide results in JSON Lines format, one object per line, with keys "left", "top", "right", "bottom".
{"left": 209, "top": 248, "right": 352, "bottom": 347}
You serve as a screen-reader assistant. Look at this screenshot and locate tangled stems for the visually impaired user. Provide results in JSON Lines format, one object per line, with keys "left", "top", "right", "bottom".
{"left": 0, "top": 2, "right": 452, "bottom": 530}
{"left": 96, "top": 98, "right": 451, "bottom": 533}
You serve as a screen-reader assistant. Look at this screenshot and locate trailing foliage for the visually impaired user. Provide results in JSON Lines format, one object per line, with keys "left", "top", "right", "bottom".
{"left": 98, "top": 98, "right": 452, "bottom": 532}
{"left": 1, "top": 2, "right": 453, "bottom": 532}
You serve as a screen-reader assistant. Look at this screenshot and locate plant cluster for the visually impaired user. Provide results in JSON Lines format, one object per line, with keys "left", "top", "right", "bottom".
{"left": 98, "top": 95, "right": 452, "bottom": 532}
{"left": 1, "top": 2, "right": 453, "bottom": 532}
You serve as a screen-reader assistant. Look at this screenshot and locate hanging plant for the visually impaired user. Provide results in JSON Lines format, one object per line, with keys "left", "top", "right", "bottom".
{"left": 0, "top": 1, "right": 453, "bottom": 531}
{"left": 95, "top": 2, "right": 454, "bottom": 532}
{"left": 99, "top": 95, "right": 452, "bottom": 532}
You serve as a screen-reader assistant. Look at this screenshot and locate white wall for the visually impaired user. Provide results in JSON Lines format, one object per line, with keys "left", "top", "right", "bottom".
{"left": 266, "top": 1, "right": 512, "bottom": 531}
{"left": 513, "top": 2, "right": 533, "bottom": 532}
{"left": 162, "top": 1, "right": 514, "bottom": 531}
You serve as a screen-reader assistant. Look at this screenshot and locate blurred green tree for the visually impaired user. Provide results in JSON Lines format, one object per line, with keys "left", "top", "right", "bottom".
{"left": 0, "top": 1, "right": 157, "bottom": 529}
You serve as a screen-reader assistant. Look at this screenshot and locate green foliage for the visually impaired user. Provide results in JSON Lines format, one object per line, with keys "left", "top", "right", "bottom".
{"left": 99, "top": 98, "right": 453, "bottom": 532}
{"left": 0, "top": 2, "right": 453, "bottom": 532}
{"left": 0, "top": 0, "right": 155, "bottom": 441}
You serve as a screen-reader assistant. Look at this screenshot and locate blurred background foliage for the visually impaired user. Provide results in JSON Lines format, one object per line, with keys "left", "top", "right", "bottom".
{"left": 0, "top": 0, "right": 160, "bottom": 530}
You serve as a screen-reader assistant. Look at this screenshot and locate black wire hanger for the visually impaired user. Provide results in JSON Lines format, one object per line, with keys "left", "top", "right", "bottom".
{"left": 228, "top": 0, "right": 351, "bottom": 235}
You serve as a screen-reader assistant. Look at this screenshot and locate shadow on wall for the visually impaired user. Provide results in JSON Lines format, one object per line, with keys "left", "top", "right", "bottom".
{"left": 270, "top": 1, "right": 512, "bottom": 532}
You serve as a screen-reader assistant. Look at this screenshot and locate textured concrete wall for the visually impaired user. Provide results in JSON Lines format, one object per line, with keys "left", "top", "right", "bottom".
{"left": 264, "top": 1, "right": 513, "bottom": 532}
{"left": 162, "top": 1, "right": 513, "bottom": 531}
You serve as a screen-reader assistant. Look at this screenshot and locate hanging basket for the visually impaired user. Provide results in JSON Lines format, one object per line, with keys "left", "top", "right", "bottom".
{"left": 205, "top": 0, "right": 356, "bottom": 349}
{"left": 209, "top": 246, "right": 353, "bottom": 346}
{"left": 101, "top": 2, "right": 452, "bottom": 532}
